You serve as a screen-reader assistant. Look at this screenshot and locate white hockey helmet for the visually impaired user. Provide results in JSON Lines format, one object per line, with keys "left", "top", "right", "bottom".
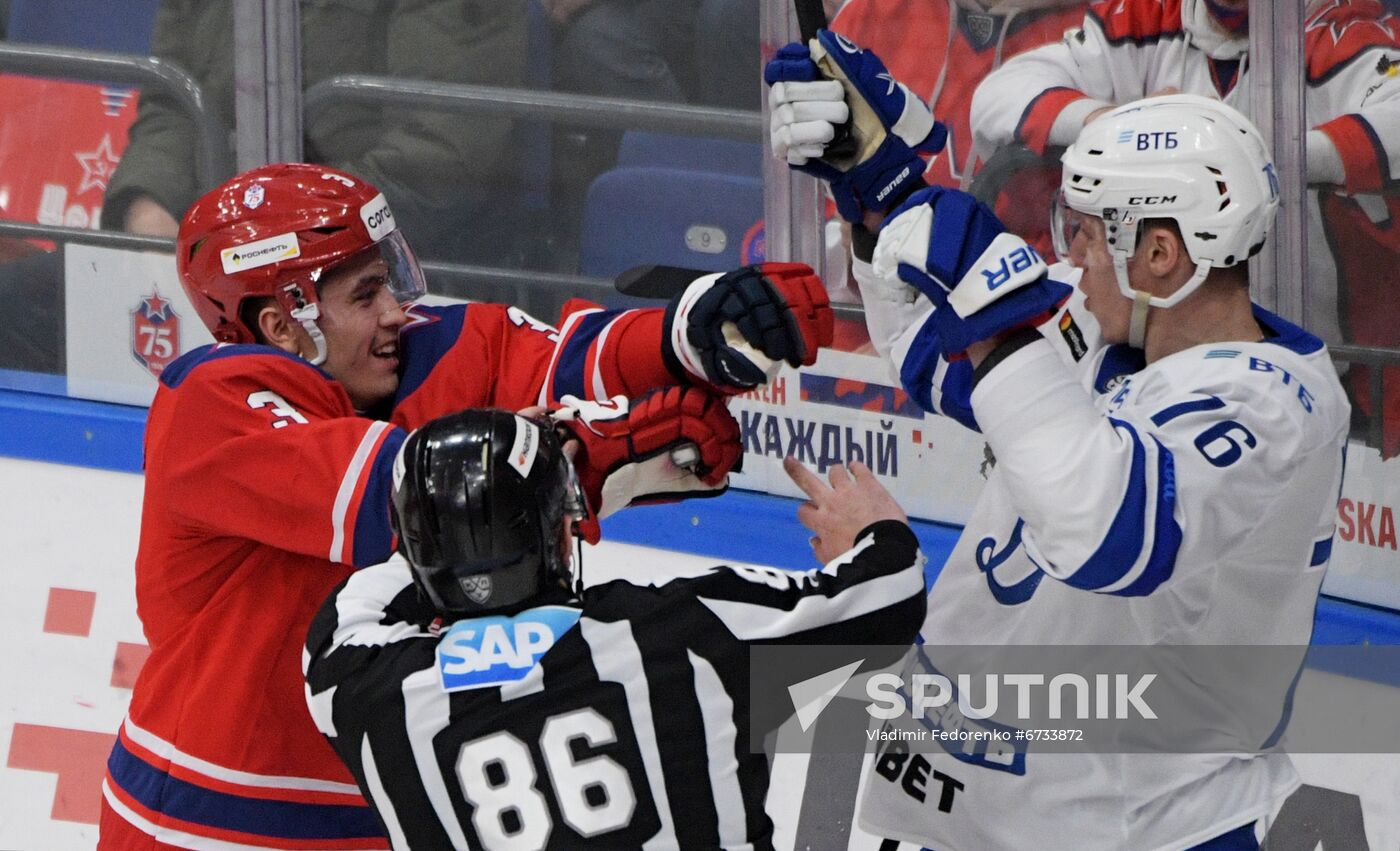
{"left": 1057, "top": 93, "right": 1278, "bottom": 346}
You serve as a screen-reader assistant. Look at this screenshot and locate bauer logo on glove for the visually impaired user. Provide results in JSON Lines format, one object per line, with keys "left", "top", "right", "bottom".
{"left": 874, "top": 186, "right": 1069, "bottom": 359}
{"left": 765, "top": 32, "right": 947, "bottom": 222}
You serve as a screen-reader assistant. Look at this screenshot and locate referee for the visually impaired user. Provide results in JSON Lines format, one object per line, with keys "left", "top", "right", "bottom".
{"left": 304, "top": 408, "right": 926, "bottom": 849}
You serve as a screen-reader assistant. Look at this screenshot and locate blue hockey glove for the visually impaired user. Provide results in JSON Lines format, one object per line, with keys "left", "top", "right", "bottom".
{"left": 874, "top": 186, "right": 1071, "bottom": 359}
{"left": 765, "top": 31, "right": 947, "bottom": 223}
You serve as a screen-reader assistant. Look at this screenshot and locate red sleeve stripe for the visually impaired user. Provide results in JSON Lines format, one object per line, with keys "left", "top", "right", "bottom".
{"left": 1317, "top": 113, "right": 1390, "bottom": 192}
{"left": 330, "top": 421, "right": 395, "bottom": 565}
{"left": 1015, "top": 86, "right": 1088, "bottom": 154}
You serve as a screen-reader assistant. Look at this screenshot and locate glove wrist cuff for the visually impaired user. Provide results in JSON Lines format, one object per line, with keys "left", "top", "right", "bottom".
{"left": 972, "top": 327, "right": 1043, "bottom": 388}
{"left": 660, "top": 296, "right": 693, "bottom": 385}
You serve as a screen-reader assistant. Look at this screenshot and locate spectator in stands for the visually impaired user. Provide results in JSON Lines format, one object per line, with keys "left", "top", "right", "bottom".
{"left": 969, "top": 0, "right": 1400, "bottom": 456}
{"left": 101, "top": 0, "right": 527, "bottom": 264}
{"left": 543, "top": 0, "right": 761, "bottom": 265}
{"left": 545, "top": 0, "right": 758, "bottom": 111}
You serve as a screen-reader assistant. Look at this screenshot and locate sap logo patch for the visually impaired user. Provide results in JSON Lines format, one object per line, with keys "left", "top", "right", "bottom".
{"left": 220, "top": 232, "right": 299, "bottom": 274}
{"left": 437, "top": 605, "right": 581, "bottom": 692}
{"left": 359, "top": 193, "right": 396, "bottom": 241}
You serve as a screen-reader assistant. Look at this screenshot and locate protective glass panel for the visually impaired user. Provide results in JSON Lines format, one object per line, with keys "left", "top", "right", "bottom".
{"left": 0, "top": 0, "right": 171, "bottom": 390}
{"left": 1299, "top": 0, "right": 1400, "bottom": 461}
{"left": 771, "top": 0, "right": 1094, "bottom": 354}
{"left": 297, "top": 0, "right": 766, "bottom": 325}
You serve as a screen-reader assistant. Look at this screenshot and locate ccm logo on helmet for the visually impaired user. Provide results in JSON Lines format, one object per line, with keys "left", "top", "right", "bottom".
{"left": 1127, "top": 195, "right": 1179, "bottom": 205}
{"left": 360, "top": 193, "right": 396, "bottom": 241}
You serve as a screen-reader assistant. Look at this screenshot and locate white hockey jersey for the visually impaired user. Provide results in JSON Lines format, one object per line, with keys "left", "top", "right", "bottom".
{"left": 852, "top": 258, "right": 1350, "bottom": 849}
{"left": 967, "top": 0, "right": 1400, "bottom": 453}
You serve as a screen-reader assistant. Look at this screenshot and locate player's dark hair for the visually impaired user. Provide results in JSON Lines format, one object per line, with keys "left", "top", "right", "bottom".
{"left": 238, "top": 296, "right": 276, "bottom": 346}
{"left": 1139, "top": 217, "right": 1185, "bottom": 249}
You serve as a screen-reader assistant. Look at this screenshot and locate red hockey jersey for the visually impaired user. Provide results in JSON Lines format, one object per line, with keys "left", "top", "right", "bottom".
{"left": 100, "top": 300, "right": 676, "bottom": 849}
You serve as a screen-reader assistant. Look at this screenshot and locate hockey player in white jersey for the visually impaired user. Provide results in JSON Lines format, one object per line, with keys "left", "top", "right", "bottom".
{"left": 968, "top": 0, "right": 1400, "bottom": 456}
{"left": 767, "top": 34, "right": 1349, "bottom": 850}
{"left": 303, "top": 407, "right": 927, "bottom": 850}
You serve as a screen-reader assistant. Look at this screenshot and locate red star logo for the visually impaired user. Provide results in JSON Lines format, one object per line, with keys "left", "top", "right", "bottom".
{"left": 74, "top": 133, "right": 120, "bottom": 195}
{"left": 143, "top": 292, "right": 169, "bottom": 319}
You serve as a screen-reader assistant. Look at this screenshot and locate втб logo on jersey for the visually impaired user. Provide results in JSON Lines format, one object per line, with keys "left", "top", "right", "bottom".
{"left": 437, "top": 605, "right": 581, "bottom": 692}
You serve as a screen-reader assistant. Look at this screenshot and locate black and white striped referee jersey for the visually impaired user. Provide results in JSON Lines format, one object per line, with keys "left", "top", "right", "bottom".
{"left": 304, "top": 519, "right": 925, "bottom": 850}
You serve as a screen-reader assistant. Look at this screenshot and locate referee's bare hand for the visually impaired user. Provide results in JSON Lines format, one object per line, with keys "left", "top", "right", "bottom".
{"left": 784, "top": 456, "right": 908, "bottom": 564}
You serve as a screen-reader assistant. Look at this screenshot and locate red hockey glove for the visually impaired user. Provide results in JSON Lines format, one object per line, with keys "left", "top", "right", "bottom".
{"left": 551, "top": 387, "right": 743, "bottom": 543}
{"left": 664, "top": 263, "right": 834, "bottom": 393}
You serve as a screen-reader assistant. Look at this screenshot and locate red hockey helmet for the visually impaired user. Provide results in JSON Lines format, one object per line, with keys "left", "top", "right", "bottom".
{"left": 176, "top": 163, "right": 427, "bottom": 362}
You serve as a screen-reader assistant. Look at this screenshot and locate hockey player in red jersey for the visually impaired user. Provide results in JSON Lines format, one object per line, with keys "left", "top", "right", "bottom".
{"left": 98, "top": 162, "right": 832, "bottom": 850}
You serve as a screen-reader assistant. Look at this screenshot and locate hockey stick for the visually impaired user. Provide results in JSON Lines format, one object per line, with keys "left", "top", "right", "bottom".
{"left": 793, "top": 0, "right": 858, "bottom": 160}
{"left": 614, "top": 264, "right": 711, "bottom": 299}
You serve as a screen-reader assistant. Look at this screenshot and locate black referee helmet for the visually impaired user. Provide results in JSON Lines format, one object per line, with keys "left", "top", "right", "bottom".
{"left": 392, "top": 409, "right": 586, "bottom": 616}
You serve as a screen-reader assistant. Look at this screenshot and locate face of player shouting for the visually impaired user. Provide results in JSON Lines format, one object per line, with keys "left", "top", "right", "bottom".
{"left": 302, "top": 249, "right": 409, "bottom": 410}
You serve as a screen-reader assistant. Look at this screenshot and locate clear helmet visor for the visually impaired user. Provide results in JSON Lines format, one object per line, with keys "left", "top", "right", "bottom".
{"left": 378, "top": 229, "right": 428, "bottom": 306}
{"left": 1050, "top": 190, "right": 1087, "bottom": 267}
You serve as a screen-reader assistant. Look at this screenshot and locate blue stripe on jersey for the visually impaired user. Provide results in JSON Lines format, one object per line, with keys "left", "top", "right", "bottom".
{"left": 396, "top": 303, "right": 467, "bottom": 404}
{"left": 353, "top": 426, "right": 408, "bottom": 567}
{"left": 552, "top": 310, "right": 621, "bottom": 402}
{"left": 1093, "top": 344, "right": 1144, "bottom": 395}
{"left": 1310, "top": 537, "right": 1334, "bottom": 567}
{"left": 898, "top": 322, "right": 980, "bottom": 431}
{"left": 1150, "top": 396, "right": 1226, "bottom": 427}
{"left": 160, "top": 344, "right": 333, "bottom": 390}
{"left": 1259, "top": 658, "right": 1307, "bottom": 752}
{"left": 1112, "top": 436, "right": 1181, "bottom": 597}
{"left": 1254, "top": 304, "right": 1324, "bottom": 356}
{"left": 1063, "top": 419, "right": 1180, "bottom": 595}
{"left": 107, "top": 737, "right": 383, "bottom": 840}
{"left": 937, "top": 358, "right": 978, "bottom": 431}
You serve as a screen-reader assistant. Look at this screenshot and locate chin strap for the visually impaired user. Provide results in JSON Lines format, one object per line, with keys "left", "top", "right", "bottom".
{"left": 572, "top": 534, "right": 585, "bottom": 596}
{"left": 1128, "top": 290, "right": 1153, "bottom": 351}
{"left": 290, "top": 303, "right": 329, "bottom": 366}
{"left": 1114, "top": 249, "right": 1215, "bottom": 351}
